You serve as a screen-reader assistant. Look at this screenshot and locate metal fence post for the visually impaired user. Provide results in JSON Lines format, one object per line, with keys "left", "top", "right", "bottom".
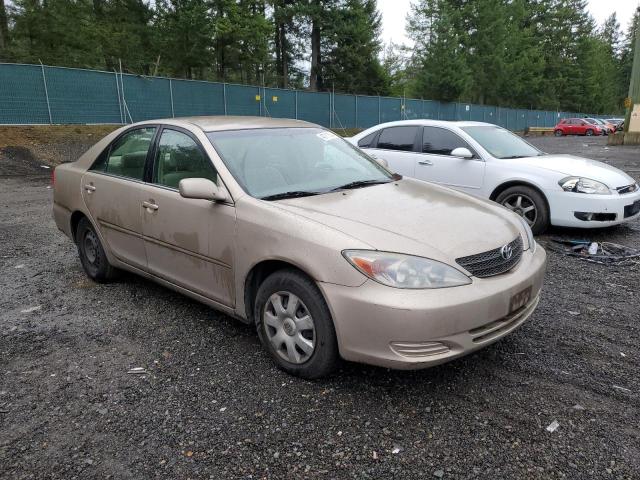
{"left": 295, "top": 90, "right": 298, "bottom": 119}
{"left": 329, "top": 91, "right": 332, "bottom": 128}
{"left": 39, "top": 62, "right": 53, "bottom": 124}
{"left": 169, "top": 79, "right": 175, "bottom": 118}
{"left": 223, "top": 83, "right": 227, "bottom": 115}
{"left": 378, "top": 96, "right": 381, "bottom": 124}
{"left": 354, "top": 95, "right": 358, "bottom": 129}
{"left": 114, "top": 70, "right": 123, "bottom": 124}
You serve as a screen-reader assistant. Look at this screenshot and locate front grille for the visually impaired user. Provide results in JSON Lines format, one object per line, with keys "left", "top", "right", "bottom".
{"left": 456, "top": 236, "right": 523, "bottom": 278}
{"left": 616, "top": 183, "right": 639, "bottom": 195}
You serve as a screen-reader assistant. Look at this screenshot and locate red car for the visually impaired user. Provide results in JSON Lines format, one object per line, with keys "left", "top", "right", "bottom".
{"left": 554, "top": 118, "right": 603, "bottom": 137}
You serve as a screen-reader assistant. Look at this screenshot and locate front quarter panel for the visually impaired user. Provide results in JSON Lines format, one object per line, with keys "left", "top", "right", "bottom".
{"left": 233, "top": 197, "right": 371, "bottom": 319}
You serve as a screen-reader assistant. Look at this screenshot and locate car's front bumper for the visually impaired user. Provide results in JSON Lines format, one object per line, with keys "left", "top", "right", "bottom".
{"left": 547, "top": 188, "right": 640, "bottom": 228}
{"left": 318, "top": 245, "right": 546, "bottom": 370}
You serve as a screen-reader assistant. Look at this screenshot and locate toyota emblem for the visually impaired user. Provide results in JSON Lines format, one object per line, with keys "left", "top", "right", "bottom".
{"left": 500, "top": 244, "right": 513, "bottom": 260}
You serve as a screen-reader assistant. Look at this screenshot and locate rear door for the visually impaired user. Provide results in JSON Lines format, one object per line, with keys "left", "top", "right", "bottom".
{"left": 81, "top": 126, "right": 157, "bottom": 270}
{"left": 414, "top": 126, "right": 485, "bottom": 193}
{"left": 359, "top": 126, "right": 421, "bottom": 177}
{"left": 140, "top": 127, "right": 236, "bottom": 306}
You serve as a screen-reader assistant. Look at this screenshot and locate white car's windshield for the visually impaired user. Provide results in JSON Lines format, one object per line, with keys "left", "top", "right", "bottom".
{"left": 461, "top": 126, "right": 543, "bottom": 159}
{"left": 207, "top": 128, "right": 393, "bottom": 200}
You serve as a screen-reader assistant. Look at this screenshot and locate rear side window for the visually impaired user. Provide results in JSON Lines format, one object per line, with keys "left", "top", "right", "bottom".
{"left": 357, "top": 131, "right": 378, "bottom": 148}
{"left": 91, "top": 127, "right": 156, "bottom": 181}
{"left": 422, "top": 127, "right": 473, "bottom": 156}
{"left": 376, "top": 126, "right": 418, "bottom": 152}
{"left": 153, "top": 129, "right": 217, "bottom": 189}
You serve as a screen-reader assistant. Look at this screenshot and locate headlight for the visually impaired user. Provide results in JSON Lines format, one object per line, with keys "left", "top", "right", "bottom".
{"left": 516, "top": 215, "right": 536, "bottom": 253}
{"left": 559, "top": 177, "right": 610, "bottom": 195}
{"left": 342, "top": 250, "right": 471, "bottom": 289}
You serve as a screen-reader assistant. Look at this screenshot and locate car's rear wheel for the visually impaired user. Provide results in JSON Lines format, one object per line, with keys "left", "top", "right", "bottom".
{"left": 76, "top": 217, "right": 118, "bottom": 282}
{"left": 255, "top": 269, "right": 339, "bottom": 379}
{"left": 554, "top": 129, "right": 563, "bottom": 137}
{"left": 585, "top": 129, "right": 594, "bottom": 136}
{"left": 496, "top": 186, "right": 550, "bottom": 235}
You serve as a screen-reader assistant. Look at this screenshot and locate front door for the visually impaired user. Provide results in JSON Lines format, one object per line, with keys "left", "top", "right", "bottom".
{"left": 415, "top": 126, "right": 485, "bottom": 193}
{"left": 141, "top": 127, "right": 236, "bottom": 306}
{"left": 362, "top": 125, "right": 421, "bottom": 178}
{"left": 81, "top": 126, "right": 157, "bottom": 270}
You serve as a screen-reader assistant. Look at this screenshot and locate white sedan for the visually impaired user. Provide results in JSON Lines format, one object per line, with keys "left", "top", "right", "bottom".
{"left": 348, "top": 120, "right": 640, "bottom": 234}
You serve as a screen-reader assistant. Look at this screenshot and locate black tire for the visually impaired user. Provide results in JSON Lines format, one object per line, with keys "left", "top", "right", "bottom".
{"left": 554, "top": 129, "right": 563, "bottom": 137}
{"left": 496, "top": 185, "right": 550, "bottom": 235}
{"left": 585, "top": 129, "right": 594, "bottom": 136}
{"left": 254, "top": 269, "right": 339, "bottom": 379}
{"left": 76, "top": 217, "right": 118, "bottom": 282}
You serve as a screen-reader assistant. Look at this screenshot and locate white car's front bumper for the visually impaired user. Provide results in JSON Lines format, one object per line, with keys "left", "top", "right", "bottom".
{"left": 547, "top": 188, "right": 640, "bottom": 228}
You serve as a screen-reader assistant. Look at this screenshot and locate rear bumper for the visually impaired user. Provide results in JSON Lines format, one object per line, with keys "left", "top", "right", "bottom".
{"left": 547, "top": 189, "right": 640, "bottom": 228}
{"left": 53, "top": 201, "right": 73, "bottom": 239}
{"left": 319, "top": 246, "right": 546, "bottom": 370}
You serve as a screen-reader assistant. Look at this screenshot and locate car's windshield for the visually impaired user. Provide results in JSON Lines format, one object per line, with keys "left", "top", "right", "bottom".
{"left": 460, "top": 126, "right": 543, "bottom": 159}
{"left": 207, "top": 128, "right": 393, "bottom": 199}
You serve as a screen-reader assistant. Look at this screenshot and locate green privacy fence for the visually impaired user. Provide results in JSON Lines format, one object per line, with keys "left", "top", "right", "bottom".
{"left": 0, "top": 62, "right": 613, "bottom": 129}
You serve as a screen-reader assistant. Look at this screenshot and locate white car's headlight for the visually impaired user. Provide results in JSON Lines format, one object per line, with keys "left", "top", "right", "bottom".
{"left": 516, "top": 215, "right": 536, "bottom": 253}
{"left": 559, "top": 177, "right": 610, "bottom": 195}
{"left": 342, "top": 250, "right": 471, "bottom": 289}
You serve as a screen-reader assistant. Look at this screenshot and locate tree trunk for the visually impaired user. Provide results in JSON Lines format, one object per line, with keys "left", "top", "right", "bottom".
{"left": 310, "top": 12, "right": 321, "bottom": 90}
{"left": 275, "top": 20, "right": 283, "bottom": 87}
{"left": 0, "top": 0, "right": 10, "bottom": 51}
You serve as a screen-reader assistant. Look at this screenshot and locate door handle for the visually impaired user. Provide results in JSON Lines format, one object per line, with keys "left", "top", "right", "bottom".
{"left": 84, "top": 184, "right": 96, "bottom": 193}
{"left": 418, "top": 160, "right": 433, "bottom": 166}
{"left": 142, "top": 201, "right": 159, "bottom": 211}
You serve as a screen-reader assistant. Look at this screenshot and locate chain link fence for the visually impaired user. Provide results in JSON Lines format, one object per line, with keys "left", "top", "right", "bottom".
{"left": 0, "top": 62, "right": 611, "bottom": 130}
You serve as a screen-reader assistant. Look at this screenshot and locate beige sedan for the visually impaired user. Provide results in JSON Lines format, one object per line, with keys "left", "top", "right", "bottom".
{"left": 53, "top": 117, "right": 546, "bottom": 378}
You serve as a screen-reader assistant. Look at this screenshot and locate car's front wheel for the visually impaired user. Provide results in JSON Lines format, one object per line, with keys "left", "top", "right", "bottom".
{"left": 255, "top": 269, "right": 339, "bottom": 379}
{"left": 496, "top": 186, "right": 550, "bottom": 235}
{"left": 554, "top": 129, "right": 563, "bottom": 137}
{"left": 585, "top": 129, "right": 594, "bottom": 136}
{"left": 76, "top": 217, "right": 118, "bottom": 282}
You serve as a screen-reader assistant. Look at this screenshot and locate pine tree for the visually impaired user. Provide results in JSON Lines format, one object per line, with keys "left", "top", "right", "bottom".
{"left": 407, "top": 0, "right": 471, "bottom": 101}
{"left": 322, "top": 0, "right": 388, "bottom": 95}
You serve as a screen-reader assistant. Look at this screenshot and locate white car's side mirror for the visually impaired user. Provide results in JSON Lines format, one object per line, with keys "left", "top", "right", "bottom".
{"left": 451, "top": 147, "right": 474, "bottom": 159}
{"left": 373, "top": 156, "right": 389, "bottom": 168}
{"left": 179, "top": 178, "right": 228, "bottom": 202}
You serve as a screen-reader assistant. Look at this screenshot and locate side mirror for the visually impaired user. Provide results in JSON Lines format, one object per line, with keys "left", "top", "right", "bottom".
{"left": 369, "top": 153, "right": 389, "bottom": 168}
{"left": 179, "top": 178, "right": 228, "bottom": 202}
{"left": 451, "top": 147, "right": 474, "bottom": 159}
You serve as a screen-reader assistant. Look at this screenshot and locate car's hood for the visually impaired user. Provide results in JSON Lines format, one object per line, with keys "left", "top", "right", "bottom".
{"left": 274, "top": 178, "right": 522, "bottom": 264}
{"left": 508, "top": 154, "right": 635, "bottom": 189}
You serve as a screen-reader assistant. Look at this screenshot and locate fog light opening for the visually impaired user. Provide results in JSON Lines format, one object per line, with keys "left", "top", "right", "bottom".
{"left": 574, "top": 212, "right": 617, "bottom": 222}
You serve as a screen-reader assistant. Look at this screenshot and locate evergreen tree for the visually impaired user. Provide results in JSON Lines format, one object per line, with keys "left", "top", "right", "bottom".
{"left": 407, "top": 0, "right": 471, "bottom": 101}
{"left": 322, "top": 0, "right": 388, "bottom": 95}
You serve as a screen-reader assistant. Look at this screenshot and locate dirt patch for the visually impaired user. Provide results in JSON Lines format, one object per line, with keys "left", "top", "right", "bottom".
{"left": 0, "top": 125, "right": 119, "bottom": 168}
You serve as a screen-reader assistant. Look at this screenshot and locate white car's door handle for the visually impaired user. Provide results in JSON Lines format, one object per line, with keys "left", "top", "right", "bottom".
{"left": 418, "top": 160, "right": 433, "bottom": 166}
{"left": 142, "top": 201, "right": 159, "bottom": 211}
{"left": 84, "top": 184, "right": 96, "bottom": 193}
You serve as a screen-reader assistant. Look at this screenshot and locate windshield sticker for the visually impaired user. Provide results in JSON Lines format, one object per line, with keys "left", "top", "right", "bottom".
{"left": 317, "top": 131, "right": 337, "bottom": 141}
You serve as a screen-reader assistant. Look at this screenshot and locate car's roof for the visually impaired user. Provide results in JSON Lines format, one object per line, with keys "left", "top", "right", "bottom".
{"left": 363, "top": 119, "right": 498, "bottom": 129}
{"left": 137, "top": 116, "right": 316, "bottom": 132}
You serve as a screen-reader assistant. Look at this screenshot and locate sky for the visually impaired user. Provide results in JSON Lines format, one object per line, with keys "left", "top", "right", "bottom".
{"left": 378, "top": 0, "right": 640, "bottom": 46}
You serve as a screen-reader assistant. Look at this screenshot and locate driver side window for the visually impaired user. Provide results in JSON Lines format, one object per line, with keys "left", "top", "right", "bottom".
{"left": 153, "top": 129, "right": 217, "bottom": 189}
{"left": 422, "top": 127, "right": 475, "bottom": 157}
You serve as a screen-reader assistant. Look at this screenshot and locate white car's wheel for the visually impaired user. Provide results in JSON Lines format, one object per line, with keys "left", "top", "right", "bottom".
{"left": 496, "top": 186, "right": 550, "bottom": 235}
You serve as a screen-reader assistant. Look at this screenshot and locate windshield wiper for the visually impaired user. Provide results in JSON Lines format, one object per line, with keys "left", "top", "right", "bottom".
{"left": 500, "top": 155, "right": 529, "bottom": 159}
{"left": 329, "top": 179, "right": 392, "bottom": 192}
{"left": 260, "top": 190, "right": 323, "bottom": 201}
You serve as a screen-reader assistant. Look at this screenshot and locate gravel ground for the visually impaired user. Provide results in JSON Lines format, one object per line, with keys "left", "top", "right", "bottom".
{"left": 1, "top": 134, "right": 639, "bottom": 479}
